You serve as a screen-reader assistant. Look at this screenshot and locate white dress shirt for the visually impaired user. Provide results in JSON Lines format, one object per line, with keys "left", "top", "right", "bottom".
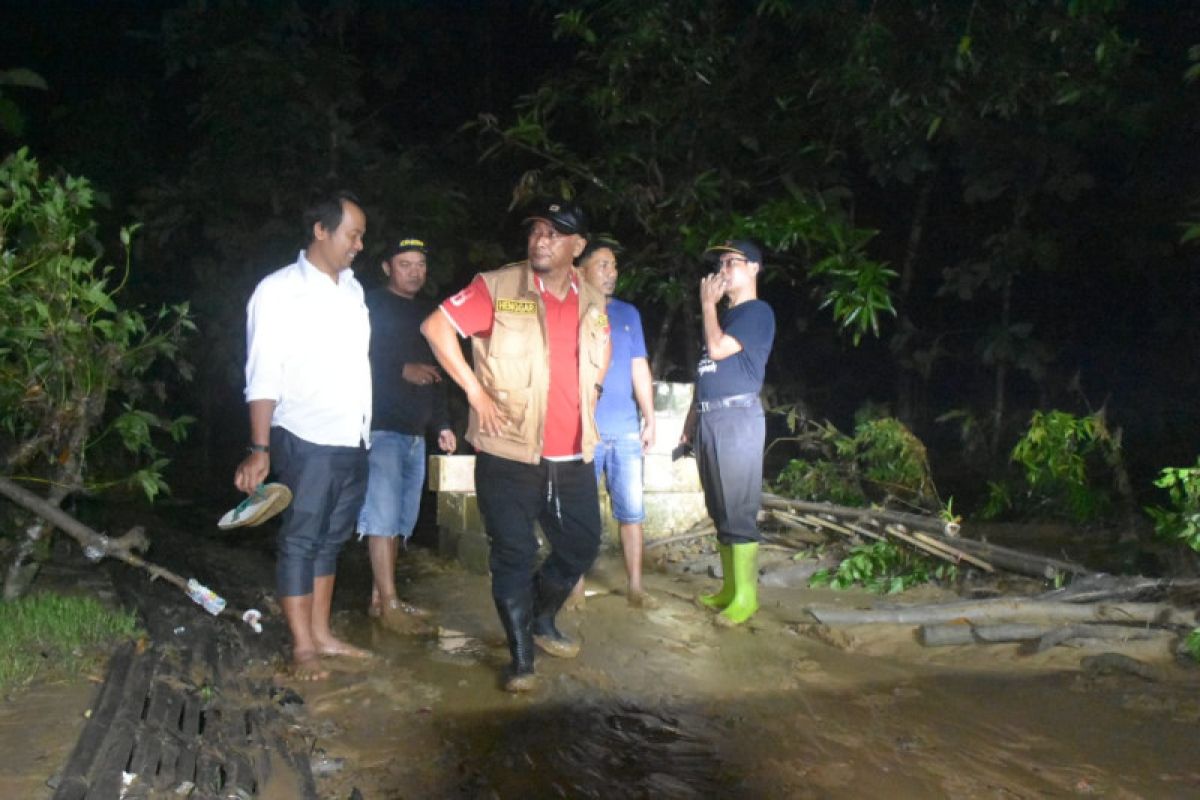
{"left": 244, "top": 251, "right": 372, "bottom": 448}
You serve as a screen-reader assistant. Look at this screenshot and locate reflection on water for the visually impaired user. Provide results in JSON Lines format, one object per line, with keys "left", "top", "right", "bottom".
{"left": 455, "top": 702, "right": 729, "bottom": 799}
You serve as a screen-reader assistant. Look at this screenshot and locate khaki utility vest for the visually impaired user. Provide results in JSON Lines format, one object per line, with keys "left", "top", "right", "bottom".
{"left": 467, "top": 262, "right": 609, "bottom": 464}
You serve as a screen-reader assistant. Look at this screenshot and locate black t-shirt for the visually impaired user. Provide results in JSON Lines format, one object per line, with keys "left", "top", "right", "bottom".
{"left": 366, "top": 288, "right": 450, "bottom": 435}
{"left": 695, "top": 299, "right": 775, "bottom": 401}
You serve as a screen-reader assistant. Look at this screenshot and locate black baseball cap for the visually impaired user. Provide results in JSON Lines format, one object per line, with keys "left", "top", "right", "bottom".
{"left": 386, "top": 237, "right": 428, "bottom": 259}
{"left": 704, "top": 238, "right": 763, "bottom": 266}
{"left": 578, "top": 236, "right": 622, "bottom": 264}
{"left": 523, "top": 198, "right": 589, "bottom": 236}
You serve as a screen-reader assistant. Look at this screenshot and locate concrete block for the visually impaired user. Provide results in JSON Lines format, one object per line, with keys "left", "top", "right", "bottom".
{"left": 456, "top": 528, "right": 491, "bottom": 575}
{"left": 428, "top": 455, "right": 476, "bottom": 492}
{"left": 438, "top": 525, "right": 461, "bottom": 559}
{"left": 653, "top": 381, "right": 694, "bottom": 416}
{"left": 647, "top": 415, "right": 688, "bottom": 456}
{"left": 437, "top": 491, "right": 481, "bottom": 533}
{"left": 641, "top": 491, "right": 709, "bottom": 540}
{"left": 643, "top": 453, "right": 702, "bottom": 493}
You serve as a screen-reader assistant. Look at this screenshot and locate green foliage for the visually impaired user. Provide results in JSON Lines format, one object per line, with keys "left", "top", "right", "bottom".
{"left": 773, "top": 453, "right": 866, "bottom": 508}
{"left": 0, "top": 148, "right": 194, "bottom": 500}
{"left": 0, "top": 592, "right": 140, "bottom": 693}
{"left": 1184, "top": 628, "right": 1200, "bottom": 662}
{"left": 1145, "top": 459, "right": 1200, "bottom": 553}
{"left": 810, "top": 541, "right": 957, "bottom": 594}
{"left": 771, "top": 412, "right": 941, "bottom": 513}
{"left": 474, "top": 1, "right": 897, "bottom": 348}
{"left": 983, "top": 410, "right": 1117, "bottom": 522}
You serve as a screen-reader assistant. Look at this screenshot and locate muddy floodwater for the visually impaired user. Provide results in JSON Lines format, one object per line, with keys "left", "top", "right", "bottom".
{"left": 282, "top": 551, "right": 1200, "bottom": 799}
{"left": 2, "top": 524, "right": 1199, "bottom": 799}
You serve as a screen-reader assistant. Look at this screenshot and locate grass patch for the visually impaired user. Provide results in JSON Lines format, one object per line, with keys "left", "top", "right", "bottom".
{"left": 0, "top": 592, "right": 140, "bottom": 694}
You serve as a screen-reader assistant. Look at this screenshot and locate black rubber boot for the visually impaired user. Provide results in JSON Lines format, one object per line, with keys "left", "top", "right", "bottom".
{"left": 531, "top": 573, "right": 581, "bottom": 659}
{"left": 494, "top": 593, "right": 537, "bottom": 693}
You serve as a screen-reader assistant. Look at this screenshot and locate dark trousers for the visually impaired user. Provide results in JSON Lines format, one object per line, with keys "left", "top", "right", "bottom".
{"left": 696, "top": 405, "right": 765, "bottom": 545}
{"left": 475, "top": 452, "right": 603, "bottom": 600}
{"left": 270, "top": 427, "right": 367, "bottom": 597}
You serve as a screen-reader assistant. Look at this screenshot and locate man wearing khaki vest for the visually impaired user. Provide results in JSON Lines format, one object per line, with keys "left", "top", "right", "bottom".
{"left": 421, "top": 199, "right": 610, "bottom": 692}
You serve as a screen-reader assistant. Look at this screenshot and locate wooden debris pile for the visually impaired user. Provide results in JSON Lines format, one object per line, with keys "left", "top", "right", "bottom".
{"left": 759, "top": 492, "right": 1200, "bottom": 660}
{"left": 762, "top": 492, "right": 1089, "bottom": 580}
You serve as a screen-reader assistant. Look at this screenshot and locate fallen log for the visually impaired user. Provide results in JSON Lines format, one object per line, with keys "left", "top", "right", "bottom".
{"left": 935, "top": 536, "right": 1088, "bottom": 579}
{"left": 1080, "top": 652, "right": 1166, "bottom": 681}
{"left": 1035, "top": 574, "right": 1200, "bottom": 604}
{"left": 0, "top": 475, "right": 229, "bottom": 616}
{"left": 918, "top": 622, "right": 1171, "bottom": 648}
{"left": 805, "top": 598, "right": 1197, "bottom": 628}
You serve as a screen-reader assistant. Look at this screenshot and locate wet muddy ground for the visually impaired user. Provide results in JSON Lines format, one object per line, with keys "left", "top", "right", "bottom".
{"left": 3, "top": 501, "right": 1200, "bottom": 798}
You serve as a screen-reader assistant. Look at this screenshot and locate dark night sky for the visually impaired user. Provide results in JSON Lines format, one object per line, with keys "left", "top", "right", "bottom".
{"left": 4, "top": 1, "right": 1200, "bottom": 508}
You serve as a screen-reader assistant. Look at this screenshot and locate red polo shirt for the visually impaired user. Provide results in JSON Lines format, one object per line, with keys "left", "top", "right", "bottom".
{"left": 441, "top": 273, "right": 585, "bottom": 458}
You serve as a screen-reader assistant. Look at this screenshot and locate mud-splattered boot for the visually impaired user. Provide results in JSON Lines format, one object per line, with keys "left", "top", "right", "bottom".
{"left": 531, "top": 573, "right": 581, "bottom": 659}
{"left": 695, "top": 543, "right": 735, "bottom": 611}
{"left": 716, "top": 542, "right": 759, "bottom": 627}
{"left": 494, "top": 593, "right": 538, "bottom": 692}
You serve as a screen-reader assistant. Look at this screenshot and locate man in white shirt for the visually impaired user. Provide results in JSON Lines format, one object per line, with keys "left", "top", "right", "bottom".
{"left": 234, "top": 190, "right": 374, "bottom": 680}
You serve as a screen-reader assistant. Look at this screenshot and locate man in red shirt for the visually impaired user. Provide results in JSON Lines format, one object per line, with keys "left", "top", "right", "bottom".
{"left": 422, "top": 199, "right": 610, "bottom": 692}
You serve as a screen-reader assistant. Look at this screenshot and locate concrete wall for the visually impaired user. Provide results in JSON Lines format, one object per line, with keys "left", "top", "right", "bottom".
{"left": 429, "top": 381, "right": 710, "bottom": 574}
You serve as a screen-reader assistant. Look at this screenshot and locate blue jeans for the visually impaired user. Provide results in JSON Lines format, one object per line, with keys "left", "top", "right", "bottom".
{"left": 593, "top": 432, "right": 645, "bottom": 523}
{"left": 357, "top": 431, "right": 426, "bottom": 540}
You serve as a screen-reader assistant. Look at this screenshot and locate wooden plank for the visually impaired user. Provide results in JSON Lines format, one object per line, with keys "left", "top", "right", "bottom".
{"left": 193, "top": 749, "right": 223, "bottom": 795}
{"left": 126, "top": 728, "right": 163, "bottom": 782}
{"left": 174, "top": 743, "right": 199, "bottom": 788}
{"left": 142, "top": 680, "right": 174, "bottom": 729}
{"left": 179, "top": 693, "right": 202, "bottom": 738}
{"left": 152, "top": 737, "right": 180, "bottom": 789}
{"left": 86, "top": 717, "right": 136, "bottom": 799}
{"left": 49, "top": 775, "right": 89, "bottom": 800}
{"left": 225, "top": 750, "right": 258, "bottom": 797}
{"left": 55, "top": 641, "right": 137, "bottom": 784}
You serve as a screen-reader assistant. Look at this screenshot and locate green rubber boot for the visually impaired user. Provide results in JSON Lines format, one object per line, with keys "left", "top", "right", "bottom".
{"left": 696, "top": 543, "right": 735, "bottom": 611}
{"left": 716, "top": 542, "right": 759, "bottom": 627}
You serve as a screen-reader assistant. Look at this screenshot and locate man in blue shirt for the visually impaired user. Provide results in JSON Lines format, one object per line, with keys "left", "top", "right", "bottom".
{"left": 578, "top": 240, "right": 658, "bottom": 608}
{"left": 682, "top": 239, "right": 775, "bottom": 626}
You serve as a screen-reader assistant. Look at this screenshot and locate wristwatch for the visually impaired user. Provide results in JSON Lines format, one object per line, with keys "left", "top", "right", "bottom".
{"left": 246, "top": 443, "right": 270, "bottom": 454}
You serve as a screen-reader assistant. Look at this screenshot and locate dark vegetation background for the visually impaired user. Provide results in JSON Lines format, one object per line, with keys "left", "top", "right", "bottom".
{"left": 3, "top": 0, "right": 1198, "bottom": 518}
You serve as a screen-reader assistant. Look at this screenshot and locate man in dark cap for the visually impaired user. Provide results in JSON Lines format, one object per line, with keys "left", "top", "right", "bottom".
{"left": 421, "top": 198, "right": 611, "bottom": 692}
{"left": 683, "top": 239, "right": 775, "bottom": 627}
{"left": 356, "top": 237, "right": 456, "bottom": 632}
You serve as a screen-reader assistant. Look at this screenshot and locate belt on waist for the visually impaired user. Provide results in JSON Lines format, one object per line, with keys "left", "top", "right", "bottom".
{"left": 697, "top": 392, "right": 760, "bottom": 413}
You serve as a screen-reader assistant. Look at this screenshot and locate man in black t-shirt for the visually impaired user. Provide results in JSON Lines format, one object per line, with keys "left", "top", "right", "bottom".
{"left": 682, "top": 239, "right": 775, "bottom": 626}
{"left": 356, "top": 237, "right": 456, "bottom": 632}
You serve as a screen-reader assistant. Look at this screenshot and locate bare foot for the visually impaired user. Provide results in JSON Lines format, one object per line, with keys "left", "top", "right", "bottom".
{"left": 383, "top": 597, "right": 431, "bottom": 617}
{"left": 368, "top": 586, "right": 382, "bottom": 618}
{"left": 627, "top": 589, "right": 660, "bottom": 610}
{"left": 379, "top": 605, "right": 434, "bottom": 636}
{"left": 285, "top": 651, "right": 330, "bottom": 681}
{"left": 314, "top": 636, "right": 375, "bottom": 660}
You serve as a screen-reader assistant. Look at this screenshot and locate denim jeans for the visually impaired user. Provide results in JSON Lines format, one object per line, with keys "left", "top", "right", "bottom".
{"left": 593, "top": 432, "right": 645, "bottom": 523}
{"left": 356, "top": 430, "right": 426, "bottom": 540}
